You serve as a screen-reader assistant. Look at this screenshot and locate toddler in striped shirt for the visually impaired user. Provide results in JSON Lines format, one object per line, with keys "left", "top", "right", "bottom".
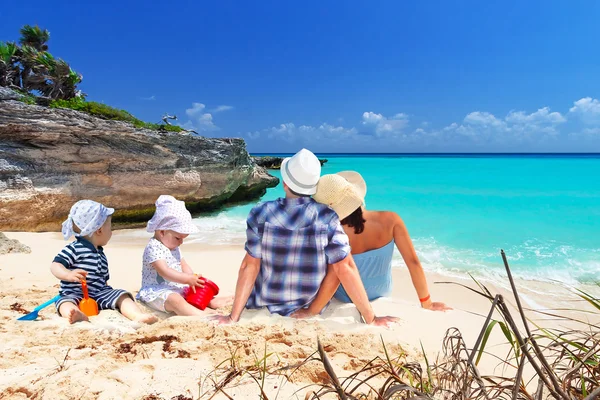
{"left": 50, "top": 200, "right": 158, "bottom": 325}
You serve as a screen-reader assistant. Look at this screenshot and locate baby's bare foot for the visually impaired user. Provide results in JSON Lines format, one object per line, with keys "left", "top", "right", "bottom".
{"left": 68, "top": 309, "right": 89, "bottom": 324}
{"left": 208, "top": 296, "right": 233, "bottom": 310}
{"left": 135, "top": 314, "right": 158, "bottom": 324}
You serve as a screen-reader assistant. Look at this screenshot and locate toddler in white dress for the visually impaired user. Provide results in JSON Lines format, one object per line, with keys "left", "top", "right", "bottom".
{"left": 137, "top": 195, "right": 231, "bottom": 315}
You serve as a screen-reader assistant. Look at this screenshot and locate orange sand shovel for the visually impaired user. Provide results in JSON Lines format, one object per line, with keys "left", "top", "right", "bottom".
{"left": 79, "top": 279, "right": 98, "bottom": 317}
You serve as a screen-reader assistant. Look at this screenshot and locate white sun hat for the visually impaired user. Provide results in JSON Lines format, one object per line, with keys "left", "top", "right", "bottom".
{"left": 146, "top": 195, "right": 199, "bottom": 234}
{"left": 314, "top": 171, "right": 367, "bottom": 220}
{"left": 61, "top": 200, "right": 115, "bottom": 240}
{"left": 280, "top": 148, "right": 321, "bottom": 195}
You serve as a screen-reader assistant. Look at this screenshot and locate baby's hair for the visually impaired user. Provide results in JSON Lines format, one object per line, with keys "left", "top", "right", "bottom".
{"left": 72, "top": 222, "right": 82, "bottom": 234}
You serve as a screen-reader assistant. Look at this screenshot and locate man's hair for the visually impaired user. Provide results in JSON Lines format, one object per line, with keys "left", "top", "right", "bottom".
{"left": 340, "top": 207, "right": 366, "bottom": 234}
{"left": 284, "top": 182, "right": 312, "bottom": 198}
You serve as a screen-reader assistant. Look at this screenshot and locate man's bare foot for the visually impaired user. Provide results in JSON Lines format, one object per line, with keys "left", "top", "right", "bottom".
{"left": 68, "top": 309, "right": 89, "bottom": 324}
{"left": 134, "top": 314, "right": 158, "bottom": 324}
{"left": 208, "top": 295, "right": 233, "bottom": 310}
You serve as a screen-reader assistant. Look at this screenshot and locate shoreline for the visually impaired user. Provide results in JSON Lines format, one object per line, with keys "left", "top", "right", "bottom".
{"left": 5, "top": 230, "right": 596, "bottom": 312}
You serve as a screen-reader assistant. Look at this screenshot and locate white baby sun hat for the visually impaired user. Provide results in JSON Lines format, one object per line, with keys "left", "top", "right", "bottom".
{"left": 146, "top": 195, "right": 199, "bottom": 234}
{"left": 61, "top": 199, "right": 114, "bottom": 240}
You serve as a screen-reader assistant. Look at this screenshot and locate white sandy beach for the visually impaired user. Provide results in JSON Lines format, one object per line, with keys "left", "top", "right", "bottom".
{"left": 0, "top": 231, "right": 598, "bottom": 399}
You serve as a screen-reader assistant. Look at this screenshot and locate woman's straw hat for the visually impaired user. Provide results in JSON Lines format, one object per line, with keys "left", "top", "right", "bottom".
{"left": 314, "top": 171, "right": 367, "bottom": 220}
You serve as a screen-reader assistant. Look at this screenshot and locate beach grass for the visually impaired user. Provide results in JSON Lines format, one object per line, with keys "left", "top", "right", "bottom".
{"left": 179, "top": 252, "right": 599, "bottom": 400}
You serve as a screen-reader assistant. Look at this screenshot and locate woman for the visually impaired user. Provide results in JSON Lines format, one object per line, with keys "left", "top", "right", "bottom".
{"left": 313, "top": 171, "right": 449, "bottom": 311}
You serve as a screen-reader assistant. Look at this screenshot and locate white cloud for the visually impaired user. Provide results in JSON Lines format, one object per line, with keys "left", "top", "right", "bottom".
{"left": 569, "top": 97, "right": 600, "bottom": 125}
{"left": 242, "top": 99, "right": 600, "bottom": 151}
{"left": 184, "top": 103, "right": 218, "bottom": 131}
{"left": 362, "top": 111, "right": 384, "bottom": 124}
{"left": 186, "top": 103, "right": 206, "bottom": 117}
{"left": 464, "top": 111, "right": 505, "bottom": 127}
{"left": 212, "top": 105, "right": 234, "bottom": 113}
{"left": 139, "top": 95, "right": 156, "bottom": 101}
{"left": 254, "top": 122, "right": 357, "bottom": 143}
{"left": 318, "top": 123, "right": 358, "bottom": 134}
{"left": 443, "top": 107, "right": 566, "bottom": 139}
{"left": 506, "top": 107, "right": 566, "bottom": 125}
{"left": 583, "top": 127, "right": 600, "bottom": 135}
{"left": 362, "top": 112, "right": 409, "bottom": 135}
{"left": 271, "top": 123, "right": 296, "bottom": 134}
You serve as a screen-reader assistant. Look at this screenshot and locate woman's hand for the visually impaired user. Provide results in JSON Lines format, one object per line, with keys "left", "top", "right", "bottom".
{"left": 368, "top": 315, "right": 400, "bottom": 327}
{"left": 65, "top": 269, "right": 88, "bottom": 283}
{"left": 186, "top": 274, "right": 205, "bottom": 292}
{"left": 422, "top": 300, "right": 452, "bottom": 311}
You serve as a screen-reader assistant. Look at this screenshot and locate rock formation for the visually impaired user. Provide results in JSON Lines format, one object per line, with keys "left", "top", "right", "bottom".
{"left": 0, "top": 232, "right": 31, "bottom": 254}
{"left": 0, "top": 92, "right": 279, "bottom": 231}
{"left": 252, "top": 156, "right": 328, "bottom": 169}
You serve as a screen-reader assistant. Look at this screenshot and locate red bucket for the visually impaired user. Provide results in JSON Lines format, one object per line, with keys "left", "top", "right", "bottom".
{"left": 185, "top": 279, "right": 220, "bottom": 310}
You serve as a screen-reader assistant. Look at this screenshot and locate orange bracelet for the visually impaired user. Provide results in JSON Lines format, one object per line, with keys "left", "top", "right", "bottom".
{"left": 419, "top": 294, "right": 431, "bottom": 303}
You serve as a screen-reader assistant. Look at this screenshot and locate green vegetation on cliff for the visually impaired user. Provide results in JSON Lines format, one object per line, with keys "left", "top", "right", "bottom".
{"left": 1, "top": 25, "right": 183, "bottom": 133}
{"left": 49, "top": 98, "right": 184, "bottom": 132}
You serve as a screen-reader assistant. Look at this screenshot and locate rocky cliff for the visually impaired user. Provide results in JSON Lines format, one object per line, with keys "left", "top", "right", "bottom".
{"left": 0, "top": 90, "right": 279, "bottom": 231}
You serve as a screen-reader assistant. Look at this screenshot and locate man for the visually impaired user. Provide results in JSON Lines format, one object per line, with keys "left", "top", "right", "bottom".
{"left": 212, "top": 148, "right": 398, "bottom": 326}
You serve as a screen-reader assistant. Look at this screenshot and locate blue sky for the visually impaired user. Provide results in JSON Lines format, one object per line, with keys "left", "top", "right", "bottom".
{"left": 2, "top": 1, "right": 600, "bottom": 152}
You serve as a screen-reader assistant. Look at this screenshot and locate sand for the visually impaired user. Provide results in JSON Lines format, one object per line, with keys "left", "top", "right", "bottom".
{"left": 0, "top": 231, "right": 598, "bottom": 399}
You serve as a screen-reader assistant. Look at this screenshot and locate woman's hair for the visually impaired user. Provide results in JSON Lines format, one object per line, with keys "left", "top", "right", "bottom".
{"left": 340, "top": 207, "right": 366, "bottom": 234}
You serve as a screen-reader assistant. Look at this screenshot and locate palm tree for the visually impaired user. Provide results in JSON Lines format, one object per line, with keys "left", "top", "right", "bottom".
{"left": 19, "top": 25, "right": 50, "bottom": 52}
{"left": 19, "top": 51, "right": 82, "bottom": 99}
{"left": 16, "top": 45, "right": 43, "bottom": 91}
{"left": 0, "top": 42, "right": 20, "bottom": 88}
{"left": 37, "top": 54, "right": 82, "bottom": 99}
{"left": 1, "top": 24, "right": 82, "bottom": 99}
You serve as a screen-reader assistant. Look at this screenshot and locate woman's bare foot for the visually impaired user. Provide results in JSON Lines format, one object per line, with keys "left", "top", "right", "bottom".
{"left": 208, "top": 295, "right": 233, "bottom": 310}
{"left": 68, "top": 309, "right": 89, "bottom": 324}
{"left": 134, "top": 313, "right": 158, "bottom": 324}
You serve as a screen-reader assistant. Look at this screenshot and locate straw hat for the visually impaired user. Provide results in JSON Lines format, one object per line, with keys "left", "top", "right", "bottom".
{"left": 314, "top": 171, "right": 367, "bottom": 220}
{"left": 281, "top": 148, "right": 321, "bottom": 195}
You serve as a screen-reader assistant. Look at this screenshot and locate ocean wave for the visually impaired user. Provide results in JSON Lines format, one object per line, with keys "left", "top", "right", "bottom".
{"left": 187, "top": 213, "right": 600, "bottom": 286}
{"left": 408, "top": 237, "right": 600, "bottom": 286}
{"left": 187, "top": 212, "right": 247, "bottom": 245}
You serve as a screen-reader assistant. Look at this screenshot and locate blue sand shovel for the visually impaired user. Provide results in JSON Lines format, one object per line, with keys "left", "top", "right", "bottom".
{"left": 17, "top": 295, "right": 61, "bottom": 321}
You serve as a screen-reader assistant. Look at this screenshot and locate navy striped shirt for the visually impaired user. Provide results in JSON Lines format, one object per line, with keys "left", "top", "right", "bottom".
{"left": 53, "top": 237, "right": 110, "bottom": 295}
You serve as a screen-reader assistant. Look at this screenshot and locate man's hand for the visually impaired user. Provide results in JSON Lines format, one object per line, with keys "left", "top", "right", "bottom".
{"left": 65, "top": 269, "right": 87, "bottom": 283}
{"left": 209, "top": 314, "right": 234, "bottom": 325}
{"left": 290, "top": 308, "right": 315, "bottom": 319}
{"left": 368, "top": 316, "right": 400, "bottom": 327}
{"left": 186, "top": 274, "right": 205, "bottom": 293}
{"left": 423, "top": 301, "right": 452, "bottom": 311}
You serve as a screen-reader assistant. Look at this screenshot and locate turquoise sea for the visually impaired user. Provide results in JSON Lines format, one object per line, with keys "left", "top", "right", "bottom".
{"left": 191, "top": 154, "right": 600, "bottom": 286}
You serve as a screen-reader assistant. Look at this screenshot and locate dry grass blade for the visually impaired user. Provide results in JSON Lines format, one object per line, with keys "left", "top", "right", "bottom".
{"left": 316, "top": 338, "right": 351, "bottom": 400}
{"left": 500, "top": 250, "right": 570, "bottom": 400}
{"left": 469, "top": 295, "right": 501, "bottom": 366}
{"left": 193, "top": 250, "right": 598, "bottom": 400}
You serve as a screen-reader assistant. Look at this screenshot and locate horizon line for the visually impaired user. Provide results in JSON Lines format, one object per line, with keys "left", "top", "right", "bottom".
{"left": 250, "top": 152, "right": 600, "bottom": 155}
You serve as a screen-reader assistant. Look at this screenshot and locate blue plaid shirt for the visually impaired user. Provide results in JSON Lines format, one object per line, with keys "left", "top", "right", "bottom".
{"left": 245, "top": 197, "right": 350, "bottom": 316}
